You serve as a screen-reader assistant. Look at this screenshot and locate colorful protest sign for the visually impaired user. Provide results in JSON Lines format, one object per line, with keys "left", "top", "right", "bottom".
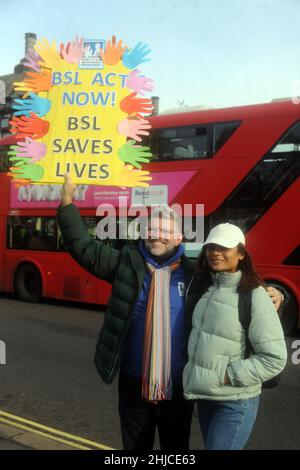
{"left": 8, "top": 36, "right": 154, "bottom": 187}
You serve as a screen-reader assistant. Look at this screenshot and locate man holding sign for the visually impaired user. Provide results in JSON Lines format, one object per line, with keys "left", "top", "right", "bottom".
{"left": 57, "top": 174, "right": 284, "bottom": 450}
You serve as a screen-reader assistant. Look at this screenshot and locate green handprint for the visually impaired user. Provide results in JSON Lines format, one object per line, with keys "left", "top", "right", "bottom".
{"left": 118, "top": 140, "right": 152, "bottom": 169}
{"left": 8, "top": 146, "right": 32, "bottom": 166}
{"left": 9, "top": 163, "right": 44, "bottom": 182}
{"left": 9, "top": 156, "right": 32, "bottom": 166}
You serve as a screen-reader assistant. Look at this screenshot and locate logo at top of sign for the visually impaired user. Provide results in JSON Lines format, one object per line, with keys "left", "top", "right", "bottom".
{"left": 79, "top": 39, "right": 106, "bottom": 69}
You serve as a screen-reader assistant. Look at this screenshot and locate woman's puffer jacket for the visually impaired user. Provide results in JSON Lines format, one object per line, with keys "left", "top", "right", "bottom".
{"left": 183, "top": 270, "right": 287, "bottom": 401}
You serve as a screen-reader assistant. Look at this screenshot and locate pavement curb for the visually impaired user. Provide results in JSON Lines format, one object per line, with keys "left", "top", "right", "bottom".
{"left": 0, "top": 411, "right": 115, "bottom": 451}
{"left": 0, "top": 421, "right": 78, "bottom": 450}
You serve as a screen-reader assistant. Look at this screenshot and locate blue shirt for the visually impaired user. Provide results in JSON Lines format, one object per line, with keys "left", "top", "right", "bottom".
{"left": 121, "top": 241, "right": 186, "bottom": 380}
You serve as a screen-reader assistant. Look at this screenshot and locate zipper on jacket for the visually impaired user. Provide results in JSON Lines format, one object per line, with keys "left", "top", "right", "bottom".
{"left": 184, "top": 285, "right": 217, "bottom": 391}
{"left": 186, "top": 285, "right": 216, "bottom": 377}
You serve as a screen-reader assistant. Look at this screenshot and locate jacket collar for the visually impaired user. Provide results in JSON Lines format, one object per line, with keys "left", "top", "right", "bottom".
{"left": 126, "top": 244, "right": 196, "bottom": 294}
{"left": 211, "top": 270, "right": 242, "bottom": 287}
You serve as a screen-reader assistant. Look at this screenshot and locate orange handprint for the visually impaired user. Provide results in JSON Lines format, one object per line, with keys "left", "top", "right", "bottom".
{"left": 12, "top": 180, "right": 32, "bottom": 188}
{"left": 10, "top": 113, "right": 49, "bottom": 139}
{"left": 7, "top": 174, "right": 32, "bottom": 188}
{"left": 14, "top": 70, "right": 51, "bottom": 97}
{"left": 120, "top": 92, "right": 153, "bottom": 116}
{"left": 100, "top": 35, "right": 127, "bottom": 66}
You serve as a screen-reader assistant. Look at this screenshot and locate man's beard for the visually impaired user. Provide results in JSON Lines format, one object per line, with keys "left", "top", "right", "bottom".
{"left": 148, "top": 245, "right": 179, "bottom": 264}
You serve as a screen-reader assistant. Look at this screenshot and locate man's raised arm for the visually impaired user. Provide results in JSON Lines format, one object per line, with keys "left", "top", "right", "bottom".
{"left": 57, "top": 174, "right": 120, "bottom": 283}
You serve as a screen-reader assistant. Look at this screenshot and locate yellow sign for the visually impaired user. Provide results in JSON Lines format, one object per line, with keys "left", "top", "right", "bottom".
{"left": 8, "top": 36, "right": 154, "bottom": 187}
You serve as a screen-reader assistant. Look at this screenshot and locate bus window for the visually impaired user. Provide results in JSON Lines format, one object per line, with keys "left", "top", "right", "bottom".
{"left": 1, "top": 117, "right": 9, "bottom": 130}
{"left": 148, "top": 125, "right": 209, "bottom": 161}
{"left": 57, "top": 226, "right": 66, "bottom": 251}
{"left": 213, "top": 121, "right": 241, "bottom": 154}
{"left": 283, "top": 245, "right": 300, "bottom": 266}
{"left": 209, "top": 121, "right": 300, "bottom": 231}
{"left": 147, "top": 121, "right": 241, "bottom": 162}
{"left": 94, "top": 217, "right": 140, "bottom": 250}
{"left": 7, "top": 216, "right": 58, "bottom": 251}
{"left": 272, "top": 120, "right": 300, "bottom": 153}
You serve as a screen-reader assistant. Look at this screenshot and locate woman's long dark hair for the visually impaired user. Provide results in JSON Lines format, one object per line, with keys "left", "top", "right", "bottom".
{"left": 196, "top": 243, "right": 266, "bottom": 292}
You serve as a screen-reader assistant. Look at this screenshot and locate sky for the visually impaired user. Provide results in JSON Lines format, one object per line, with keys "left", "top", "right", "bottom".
{"left": 1, "top": 0, "right": 300, "bottom": 112}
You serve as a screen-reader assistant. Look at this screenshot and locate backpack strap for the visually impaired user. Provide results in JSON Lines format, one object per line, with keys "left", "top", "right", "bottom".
{"left": 238, "top": 290, "right": 253, "bottom": 359}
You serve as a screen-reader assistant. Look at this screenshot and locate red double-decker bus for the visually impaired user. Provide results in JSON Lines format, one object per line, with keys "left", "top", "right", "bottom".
{"left": 0, "top": 99, "right": 299, "bottom": 333}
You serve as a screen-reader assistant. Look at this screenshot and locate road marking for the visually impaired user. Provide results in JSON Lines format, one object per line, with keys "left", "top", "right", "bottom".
{"left": 0, "top": 410, "right": 114, "bottom": 450}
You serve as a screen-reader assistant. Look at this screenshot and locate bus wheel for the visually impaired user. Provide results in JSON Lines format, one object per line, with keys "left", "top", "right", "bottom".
{"left": 14, "top": 263, "right": 42, "bottom": 303}
{"left": 267, "top": 282, "right": 298, "bottom": 336}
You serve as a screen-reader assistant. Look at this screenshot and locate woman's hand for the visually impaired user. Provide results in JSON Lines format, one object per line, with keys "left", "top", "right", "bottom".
{"left": 224, "top": 372, "right": 231, "bottom": 385}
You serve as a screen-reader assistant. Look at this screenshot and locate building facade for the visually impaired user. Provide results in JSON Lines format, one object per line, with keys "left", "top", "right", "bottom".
{"left": 0, "top": 33, "right": 37, "bottom": 171}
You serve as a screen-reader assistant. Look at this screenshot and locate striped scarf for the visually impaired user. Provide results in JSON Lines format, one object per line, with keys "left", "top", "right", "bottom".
{"left": 142, "top": 259, "right": 181, "bottom": 403}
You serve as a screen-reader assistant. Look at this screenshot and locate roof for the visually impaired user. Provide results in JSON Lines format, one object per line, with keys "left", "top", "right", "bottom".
{"left": 150, "top": 99, "right": 300, "bottom": 127}
{"left": 160, "top": 105, "right": 214, "bottom": 115}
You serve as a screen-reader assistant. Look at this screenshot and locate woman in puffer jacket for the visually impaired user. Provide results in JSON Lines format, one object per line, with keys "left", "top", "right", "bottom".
{"left": 183, "top": 223, "right": 287, "bottom": 450}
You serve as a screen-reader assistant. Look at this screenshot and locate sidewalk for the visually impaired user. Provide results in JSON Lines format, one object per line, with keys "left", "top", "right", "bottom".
{"left": 0, "top": 420, "right": 81, "bottom": 450}
{"left": 0, "top": 412, "right": 114, "bottom": 450}
{"left": 0, "top": 436, "right": 31, "bottom": 450}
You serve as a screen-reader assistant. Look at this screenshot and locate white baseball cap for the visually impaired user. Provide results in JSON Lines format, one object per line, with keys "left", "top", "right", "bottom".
{"left": 203, "top": 223, "right": 245, "bottom": 249}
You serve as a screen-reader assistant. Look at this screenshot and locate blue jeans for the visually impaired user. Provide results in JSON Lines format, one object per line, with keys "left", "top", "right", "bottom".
{"left": 197, "top": 396, "right": 260, "bottom": 450}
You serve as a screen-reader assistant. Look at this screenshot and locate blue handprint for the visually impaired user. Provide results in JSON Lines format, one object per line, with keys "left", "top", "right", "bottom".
{"left": 13, "top": 93, "right": 51, "bottom": 117}
{"left": 122, "top": 42, "right": 151, "bottom": 70}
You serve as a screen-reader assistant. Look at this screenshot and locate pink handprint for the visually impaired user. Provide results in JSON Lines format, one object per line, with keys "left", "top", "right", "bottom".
{"left": 14, "top": 138, "right": 47, "bottom": 162}
{"left": 126, "top": 70, "right": 154, "bottom": 95}
{"left": 60, "top": 36, "right": 84, "bottom": 64}
{"left": 117, "top": 118, "right": 151, "bottom": 142}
